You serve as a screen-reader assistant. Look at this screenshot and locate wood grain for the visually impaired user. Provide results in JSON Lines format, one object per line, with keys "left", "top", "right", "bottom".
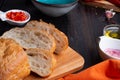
{"left": 24, "top": 47, "right": 84, "bottom": 80}
{"left": 81, "top": 1, "right": 120, "bottom": 12}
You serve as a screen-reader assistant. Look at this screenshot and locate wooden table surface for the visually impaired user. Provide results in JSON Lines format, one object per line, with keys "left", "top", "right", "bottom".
{"left": 0, "top": 0, "right": 120, "bottom": 70}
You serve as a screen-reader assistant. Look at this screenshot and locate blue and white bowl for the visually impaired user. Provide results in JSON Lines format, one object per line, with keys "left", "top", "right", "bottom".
{"left": 31, "top": 0, "right": 78, "bottom": 17}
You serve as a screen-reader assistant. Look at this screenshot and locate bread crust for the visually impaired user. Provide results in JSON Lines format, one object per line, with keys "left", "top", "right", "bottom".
{"left": 0, "top": 38, "right": 30, "bottom": 80}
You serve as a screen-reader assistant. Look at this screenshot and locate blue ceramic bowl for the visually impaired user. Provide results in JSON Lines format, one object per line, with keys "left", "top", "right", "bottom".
{"left": 31, "top": 0, "right": 78, "bottom": 17}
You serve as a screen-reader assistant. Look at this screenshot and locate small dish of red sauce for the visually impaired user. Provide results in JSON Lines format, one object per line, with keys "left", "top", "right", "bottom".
{"left": 0, "top": 9, "right": 30, "bottom": 26}
{"left": 6, "top": 11, "right": 28, "bottom": 21}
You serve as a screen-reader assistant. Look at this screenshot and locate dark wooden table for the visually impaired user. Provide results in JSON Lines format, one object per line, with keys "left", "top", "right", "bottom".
{"left": 0, "top": 0, "right": 120, "bottom": 70}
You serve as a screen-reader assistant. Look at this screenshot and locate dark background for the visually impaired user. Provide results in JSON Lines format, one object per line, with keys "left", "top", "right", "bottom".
{"left": 0, "top": 0, "right": 120, "bottom": 71}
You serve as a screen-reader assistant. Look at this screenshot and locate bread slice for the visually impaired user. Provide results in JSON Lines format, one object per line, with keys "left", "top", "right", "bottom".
{"left": 26, "top": 48, "right": 56, "bottom": 77}
{"left": 25, "top": 20, "right": 68, "bottom": 54}
{"left": 1, "top": 27, "right": 56, "bottom": 53}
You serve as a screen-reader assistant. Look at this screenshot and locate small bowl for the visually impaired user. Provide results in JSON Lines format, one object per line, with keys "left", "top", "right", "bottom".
{"left": 103, "top": 24, "right": 120, "bottom": 39}
{"left": 98, "top": 36, "right": 120, "bottom": 60}
{"left": 0, "top": 9, "right": 31, "bottom": 26}
{"left": 31, "top": 0, "right": 78, "bottom": 17}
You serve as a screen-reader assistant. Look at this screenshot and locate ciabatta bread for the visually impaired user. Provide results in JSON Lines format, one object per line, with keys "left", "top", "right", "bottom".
{"left": 26, "top": 48, "right": 56, "bottom": 77}
{"left": 1, "top": 27, "right": 56, "bottom": 53}
{"left": 25, "top": 20, "right": 68, "bottom": 54}
{"left": 0, "top": 38, "right": 30, "bottom": 80}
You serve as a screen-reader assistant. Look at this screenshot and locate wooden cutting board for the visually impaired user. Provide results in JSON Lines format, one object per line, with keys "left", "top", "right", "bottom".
{"left": 81, "top": 1, "right": 120, "bottom": 12}
{"left": 24, "top": 47, "right": 84, "bottom": 80}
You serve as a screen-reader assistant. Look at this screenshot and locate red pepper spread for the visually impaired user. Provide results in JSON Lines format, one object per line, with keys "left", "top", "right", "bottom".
{"left": 6, "top": 11, "right": 27, "bottom": 21}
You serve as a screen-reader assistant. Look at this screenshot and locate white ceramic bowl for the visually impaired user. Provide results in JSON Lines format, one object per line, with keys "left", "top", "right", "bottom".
{"left": 0, "top": 9, "right": 31, "bottom": 26}
{"left": 99, "top": 36, "right": 120, "bottom": 60}
{"left": 31, "top": 0, "right": 78, "bottom": 17}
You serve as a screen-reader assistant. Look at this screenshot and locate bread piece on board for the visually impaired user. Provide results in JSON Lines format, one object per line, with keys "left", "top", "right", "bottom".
{"left": 25, "top": 20, "right": 68, "bottom": 54}
{"left": 1, "top": 27, "right": 56, "bottom": 53}
{"left": 26, "top": 48, "right": 56, "bottom": 77}
{"left": 0, "top": 38, "right": 30, "bottom": 80}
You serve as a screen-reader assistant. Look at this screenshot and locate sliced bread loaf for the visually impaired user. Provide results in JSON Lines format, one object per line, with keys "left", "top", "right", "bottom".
{"left": 1, "top": 27, "right": 56, "bottom": 53}
{"left": 25, "top": 20, "right": 68, "bottom": 54}
{"left": 26, "top": 48, "right": 56, "bottom": 77}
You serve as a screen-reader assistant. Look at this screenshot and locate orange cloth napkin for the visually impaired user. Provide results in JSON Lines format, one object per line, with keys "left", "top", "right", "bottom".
{"left": 58, "top": 59, "right": 120, "bottom": 80}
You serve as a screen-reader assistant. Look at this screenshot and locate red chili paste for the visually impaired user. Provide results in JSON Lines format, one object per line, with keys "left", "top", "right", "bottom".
{"left": 6, "top": 11, "right": 27, "bottom": 21}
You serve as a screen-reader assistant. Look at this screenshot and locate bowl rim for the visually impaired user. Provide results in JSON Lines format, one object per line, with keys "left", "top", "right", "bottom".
{"left": 32, "top": 0, "right": 78, "bottom": 7}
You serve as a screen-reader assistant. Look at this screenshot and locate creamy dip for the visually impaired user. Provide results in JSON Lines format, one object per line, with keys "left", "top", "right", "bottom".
{"left": 104, "top": 48, "right": 120, "bottom": 59}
